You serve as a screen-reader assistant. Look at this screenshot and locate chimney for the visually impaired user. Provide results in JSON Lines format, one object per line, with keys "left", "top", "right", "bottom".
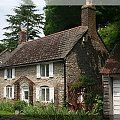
{"left": 81, "top": 0, "right": 96, "bottom": 35}
{"left": 18, "top": 30, "right": 27, "bottom": 44}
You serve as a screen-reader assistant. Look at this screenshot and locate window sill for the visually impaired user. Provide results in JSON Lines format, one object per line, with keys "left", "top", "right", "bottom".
{"left": 41, "top": 77, "right": 49, "bottom": 79}
{"left": 41, "top": 101, "right": 52, "bottom": 103}
{"left": 5, "top": 78, "right": 12, "bottom": 80}
{"left": 37, "top": 77, "right": 54, "bottom": 80}
{"left": 5, "top": 97, "right": 12, "bottom": 99}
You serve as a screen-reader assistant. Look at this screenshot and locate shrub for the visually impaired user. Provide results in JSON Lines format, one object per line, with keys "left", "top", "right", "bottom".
{"left": 23, "top": 105, "right": 41, "bottom": 117}
{"left": 0, "top": 100, "right": 14, "bottom": 112}
{"left": 91, "top": 95, "right": 103, "bottom": 118}
{"left": 23, "top": 104, "right": 92, "bottom": 120}
{"left": 14, "top": 100, "right": 27, "bottom": 111}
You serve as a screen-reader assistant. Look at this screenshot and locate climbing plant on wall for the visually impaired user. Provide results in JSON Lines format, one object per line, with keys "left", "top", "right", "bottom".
{"left": 68, "top": 75, "right": 99, "bottom": 111}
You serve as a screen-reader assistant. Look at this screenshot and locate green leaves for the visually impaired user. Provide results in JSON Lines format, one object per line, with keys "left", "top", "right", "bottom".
{"left": 2, "top": 4, "right": 44, "bottom": 50}
{"left": 44, "top": 6, "right": 81, "bottom": 35}
{"left": 98, "top": 21, "right": 120, "bottom": 50}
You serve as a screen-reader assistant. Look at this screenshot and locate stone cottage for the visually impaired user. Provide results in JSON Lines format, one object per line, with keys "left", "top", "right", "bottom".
{"left": 0, "top": 1, "right": 108, "bottom": 106}
{"left": 101, "top": 42, "right": 120, "bottom": 120}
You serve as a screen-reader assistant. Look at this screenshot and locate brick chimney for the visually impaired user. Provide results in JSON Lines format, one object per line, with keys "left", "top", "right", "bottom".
{"left": 18, "top": 30, "right": 27, "bottom": 44}
{"left": 81, "top": 0, "right": 96, "bottom": 35}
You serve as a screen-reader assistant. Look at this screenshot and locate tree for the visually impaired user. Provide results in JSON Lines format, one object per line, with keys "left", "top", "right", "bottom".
{"left": 98, "top": 21, "right": 120, "bottom": 51}
{"left": 44, "top": 6, "right": 120, "bottom": 50}
{"left": 44, "top": 6, "right": 120, "bottom": 34}
{"left": 44, "top": 6, "right": 81, "bottom": 35}
{"left": 96, "top": 6, "right": 120, "bottom": 27}
{"left": 0, "top": 43, "right": 6, "bottom": 53}
{"left": 2, "top": 0, "right": 44, "bottom": 50}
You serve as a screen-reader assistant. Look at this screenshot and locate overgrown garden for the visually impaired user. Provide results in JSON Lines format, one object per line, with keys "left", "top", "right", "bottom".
{"left": 0, "top": 75, "right": 103, "bottom": 120}
{"left": 0, "top": 100, "right": 102, "bottom": 120}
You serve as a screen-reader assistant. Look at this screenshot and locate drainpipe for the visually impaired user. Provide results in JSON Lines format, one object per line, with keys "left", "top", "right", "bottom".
{"left": 63, "top": 59, "right": 67, "bottom": 107}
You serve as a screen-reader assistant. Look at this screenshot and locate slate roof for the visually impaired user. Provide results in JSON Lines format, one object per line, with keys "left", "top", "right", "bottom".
{"left": 101, "top": 42, "right": 120, "bottom": 74}
{"left": 1, "top": 26, "right": 88, "bottom": 67}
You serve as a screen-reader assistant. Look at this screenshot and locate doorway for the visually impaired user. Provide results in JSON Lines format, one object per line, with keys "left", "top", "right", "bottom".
{"left": 21, "top": 84, "right": 29, "bottom": 103}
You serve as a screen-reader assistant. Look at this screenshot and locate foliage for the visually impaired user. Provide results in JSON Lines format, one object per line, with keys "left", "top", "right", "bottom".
{"left": 69, "top": 75, "right": 98, "bottom": 111}
{"left": 23, "top": 104, "right": 102, "bottom": 120}
{"left": 84, "top": 95, "right": 103, "bottom": 120}
{"left": 0, "top": 43, "right": 6, "bottom": 53}
{"left": 98, "top": 21, "right": 120, "bottom": 50}
{"left": 0, "top": 100, "right": 14, "bottom": 112}
{"left": 0, "top": 111, "right": 14, "bottom": 116}
{"left": 92, "top": 95, "right": 103, "bottom": 116}
{"left": 14, "top": 100, "right": 27, "bottom": 111}
{"left": 2, "top": 0, "right": 44, "bottom": 50}
{"left": 0, "top": 100, "right": 102, "bottom": 120}
{"left": 96, "top": 6, "right": 120, "bottom": 27}
{"left": 23, "top": 104, "right": 87, "bottom": 119}
{"left": 70, "top": 75, "right": 96, "bottom": 90}
{"left": 44, "top": 6, "right": 81, "bottom": 35}
{"left": 44, "top": 6, "right": 120, "bottom": 50}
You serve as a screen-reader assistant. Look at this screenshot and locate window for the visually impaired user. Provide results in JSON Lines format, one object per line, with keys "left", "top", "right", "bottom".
{"left": 4, "top": 68, "right": 15, "bottom": 80}
{"left": 7, "top": 69, "right": 12, "bottom": 78}
{"left": 40, "top": 64, "right": 49, "bottom": 77}
{"left": 40, "top": 86, "right": 50, "bottom": 102}
{"left": 6, "top": 85, "right": 12, "bottom": 98}
{"left": 36, "top": 86, "right": 54, "bottom": 103}
{"left": 36, "top": 63, "right": 53, "bottom": 78}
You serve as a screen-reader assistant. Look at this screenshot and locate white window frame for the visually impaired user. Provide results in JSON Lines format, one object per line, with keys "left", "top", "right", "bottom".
{"left": 4, "top": 68, "right": 15, "bottom": 80}
{"left": 40, "top": 64, "right": 49, "bottom": 78}
{"left": 6, "top": 85, "right": 12, "bottom": 99}
{"left": 36, "top": 63, "right": 53, "bottom": 79}
{"left": 7, "top": 69, "right": 12, "bottom": 79}
{"left": 40, "top": 86, "right": 50, "bottom": 102}
{"left": 36, "top": 86, "right": 54, "bottom": 103}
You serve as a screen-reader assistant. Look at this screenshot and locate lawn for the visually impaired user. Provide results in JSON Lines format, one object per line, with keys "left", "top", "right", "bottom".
{"left": 0, "top": 111, "right": 14, "bottom": 116}
{"left": 0, "top": 111, "right": 45, "bottom": 120}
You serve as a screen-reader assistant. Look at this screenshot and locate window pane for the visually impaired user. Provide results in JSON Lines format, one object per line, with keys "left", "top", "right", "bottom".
{"left": 6, "top": 86, "right": 12, "bottom": 98}
{"left": 41, "top": 64, "right": 45, "bottom": 77}
{"left": 7, "top": 69, "right": 12, "bottom": 78}
{"left": 41, "top": 88, "right": 45, "bottom": 101}
{"left": 46, "top": 64, "right": 49, "bottom": 77}
{"left": 24, "top": 91, "right": 29, "bottom": 99}
{"left": 6, "top": 87, "right": 9, "bottom": 97}
{"left": 10, "top": 88, "right": 12, "bottom": 98}
{"left": 46, "top": 88, "right": 49, "bottom": 101}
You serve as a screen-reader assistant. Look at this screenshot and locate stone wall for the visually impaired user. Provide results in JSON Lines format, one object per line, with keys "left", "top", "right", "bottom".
{"left": 0, "top": 61, "right": 64, "bottom": 105}
{"left": 66, "top": 33, "right": 107, "bottom": 105}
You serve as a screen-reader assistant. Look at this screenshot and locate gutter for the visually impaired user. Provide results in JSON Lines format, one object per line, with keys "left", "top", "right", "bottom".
{"left": 0, "top": 58, "right": 64, "bottom": 69}
{"left": 63, "top": 59, "right": 67, "bottom": 107}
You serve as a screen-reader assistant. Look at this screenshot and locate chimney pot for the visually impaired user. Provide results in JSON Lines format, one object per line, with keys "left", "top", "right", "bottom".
{"left": 86, "top": 0, "right": 92, "bottom": 5}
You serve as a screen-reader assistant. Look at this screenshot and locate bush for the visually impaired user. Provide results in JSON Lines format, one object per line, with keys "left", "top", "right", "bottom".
{"left": 23, "top": 104, "right": 94, "bottom": 120}
{"left": 0, "top": 100, "right": 14, "bottom": 112}
{"left": 91, "top": 95, "right": 103, "bottom": 116}
{"left": 14, "top": 100, "right": 27, "bottom": 111}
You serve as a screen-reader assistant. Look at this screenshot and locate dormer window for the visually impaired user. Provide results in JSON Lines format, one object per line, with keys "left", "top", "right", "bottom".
{"left": 4, "top": 68, "right": 15, "bottom": 80}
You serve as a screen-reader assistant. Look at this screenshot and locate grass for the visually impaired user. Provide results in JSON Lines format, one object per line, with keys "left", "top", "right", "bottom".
{"left": 0, "top": 100, "right": 102, "bottom": 120}
{"left": 0, "top": 110, "right": 14, "bottom": 116}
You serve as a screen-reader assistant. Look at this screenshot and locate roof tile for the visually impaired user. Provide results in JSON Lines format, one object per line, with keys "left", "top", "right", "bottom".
{"left": 2, "top": 26, "right": 88, "bottom": 67}
{"left": 101, "top": 42, "right": 120, "bottom": 74}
